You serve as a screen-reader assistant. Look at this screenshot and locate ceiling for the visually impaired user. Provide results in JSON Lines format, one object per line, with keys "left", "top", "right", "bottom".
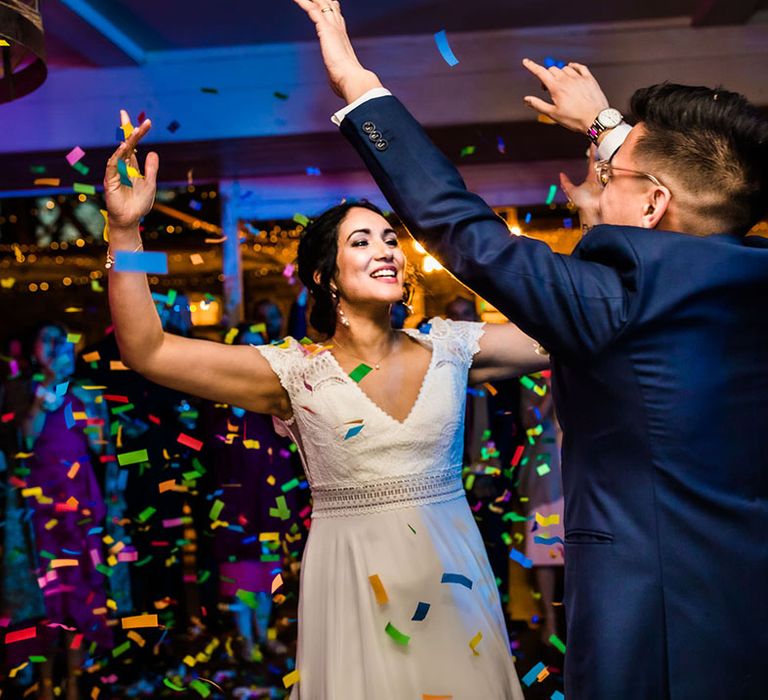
{"left": 42, "top": 0, "right": 768, "bottom": 67}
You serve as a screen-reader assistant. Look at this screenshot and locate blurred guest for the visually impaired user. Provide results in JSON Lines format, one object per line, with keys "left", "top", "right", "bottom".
{"left": 203, "top": 323, "right": 300, "bottom": 660}
{"left": 21, "top": 323, "right": 112, "bottom": 700}
{"left": 518, "top": 372, "right": 565, "bottom": 645}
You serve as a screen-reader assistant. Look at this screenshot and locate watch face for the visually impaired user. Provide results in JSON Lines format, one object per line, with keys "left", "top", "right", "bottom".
{"left": 598, "top": 108, "right": 623, "bottom": 128}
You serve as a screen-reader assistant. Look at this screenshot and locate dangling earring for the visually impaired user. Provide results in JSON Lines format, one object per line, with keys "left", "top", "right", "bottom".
{"left": 330, "top": 286, "right": 350, "bottom": 328}
{"left": 402, "top": 287, "right": 413, "bottom": 315}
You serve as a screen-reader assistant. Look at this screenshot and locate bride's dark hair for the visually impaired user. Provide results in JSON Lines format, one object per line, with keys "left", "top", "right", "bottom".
{"left": 297, "top": 201, "right": 409, "bottom": 337}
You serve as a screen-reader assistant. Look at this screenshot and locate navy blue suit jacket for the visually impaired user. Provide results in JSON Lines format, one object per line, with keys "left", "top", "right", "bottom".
{"left": 341, "top": 95, "right": 768, "bottom": 699}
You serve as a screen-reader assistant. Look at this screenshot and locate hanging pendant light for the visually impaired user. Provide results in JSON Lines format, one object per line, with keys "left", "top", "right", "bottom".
{"left": 0, "top": 0, "right": 47, "bottom": 103}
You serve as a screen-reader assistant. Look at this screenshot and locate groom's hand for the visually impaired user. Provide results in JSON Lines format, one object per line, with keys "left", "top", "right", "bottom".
{"left": 292, "top": 0, "right": 384, "bottom": 104}
{"left": 522, "top": 59, "right": 610, "bottom": 134}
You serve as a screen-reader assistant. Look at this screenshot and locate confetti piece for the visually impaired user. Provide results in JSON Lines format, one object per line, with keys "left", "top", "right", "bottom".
{"left": 117, "top": 449, "right": 148, "bottom": 466}
{"left": 137, "top": 507, "right": 156, "bottom": 523}
{"left": 441, "top": 572, "right": 473, "bottom": 589}
{"left": 189, "top": 199, "right": 202, "bottom": 211}
{"left": 434, "top": 30, "right": 459, "bottom": 67}
{"left": 537, "top": 463, "right": 551, "bottom": 476}
{"left": 283, "top": 670, "right": 300, "bottom": 688}
{"left": 269, "top": 495, "right": 291, "bottom": 520}
{"left": 121, "top": 614, "right": 158, "bottom": 629}
{"left": 551, "top": 692, "right": 565, "bottom": 700}
{"left": 368, "top": 575, "right": 389, "bottom": 605}
{"left": 274, "top": 91, "right": 289, "bottom": 100}
{"left": 209, "top": 499, "right": 224, "bottom": 521}
{"left": 64, "top": 402, "right": 76, "bottom": 429}
{"left": 306, "top": 166, "right": 322, "bottom": 176}
{"left": 224, "top": 328, "right": 238, "bottom": 344}
{"left": 535, "top": 512, "right": 560, "bottom": 527}
{"left": 113, "top": 250, "right": 168, "bottom": 274}
{"left": 408, "top": 523, "right": 417, "bottom": 534}
{"left": 164, "top": 678, "right": 185, "bottom": 691}
{"left": 34, "top": 178, "right": 61, "bottom": 186}
{"left": 549, "top": 633, "right": 566, "bottom": 653}
{"left": 177, "top": 432, "right": 203, "bottom": 451}
{"left": 534, "top": 535, "right": 565, "bottom": 547}
{"left": 271, "top": 573, "right": 284, "bottom": 595}
{"left": 522, "top": 661, "right": 547, "bottom": 686}
{"left": 70, "top": 633, "right": 83, "bottom": 650}
{"left": 281, "top": 478, "right": 300, "bottom": 492}
{"left": 496, "top": 136, "right": 506, "bottom": 154}
{"left": 72, "top": 161, "right": 89, "bottom": 175}
{"left": 116, "top": 159, "right": 133, "bottom": 187}
{"left": 545, "top": 184, "right": 558, "bottom": 205}
{"left": 384, "top": 621, "right": 410, "bottom": 646}
{"left": 167, "top": 120, "right": 181, "bottom": 133}
{"left": 158, "top": 480, "right": 176, "bottom": 493}
{"left": 344, "top": 424, "right": 365, "bottom": 440}
{"left": 73, "top": 183, "right": 96, "bottom": 195}
{"left": 348, "top": 363, "right": 373, "bottom": 383}
{"left": 66, "top": 146, "right": 85, "bottom": 166}
{"left": 412, "top": 601, "right": 430, "bottom": 621}
{"left": 200, "top": 87, "right": 219, "bottom": 94}
{"left": 82, "top": 351, "right": 100, "bottom": 362}
{"left": 190, "top": 253, "right": 204, "bottom": 265}
{"left": 0, "top": 39, "right": 9, "bottom": 47}
{"left": 510, "top": 548, "right": 534, "bottom": 568}
{"left": 469, "top": 630, "right": 483, "bottom": 655}
{"left": 293, "top": 213, "right": 309, "bottom": 227}
{"left": 259, "top": 532, "right": 280, "bottom": 542}
{"left": 460, "top": 145, "right": 476, "bottom": 157}
{"left": 6, "top": 627, "right": 36, "bottom": 644}
{"left": 51, "top": 559, "right": 78, "bottom": 568}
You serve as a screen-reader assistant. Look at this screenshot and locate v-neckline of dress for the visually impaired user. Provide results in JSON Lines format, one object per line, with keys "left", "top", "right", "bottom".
{"left": 327, "top": 329, "right": 436, "bottom": 427}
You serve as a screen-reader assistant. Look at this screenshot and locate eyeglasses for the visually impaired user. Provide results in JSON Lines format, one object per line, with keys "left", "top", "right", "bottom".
{"left": 595, "top": 159, "right": 669, "bottom": 191}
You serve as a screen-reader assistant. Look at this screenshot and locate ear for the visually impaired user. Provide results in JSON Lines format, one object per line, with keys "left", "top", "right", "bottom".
{"left": 640, "top": 186, "right": 672, "bottom": 229}
{"left": 312, "top": 270, "right": 322, "bottom": 287}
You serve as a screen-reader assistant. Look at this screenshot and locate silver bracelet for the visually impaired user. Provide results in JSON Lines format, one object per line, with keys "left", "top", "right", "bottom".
{"left": 106, "top": 242, "right": 143, "bottom": 269}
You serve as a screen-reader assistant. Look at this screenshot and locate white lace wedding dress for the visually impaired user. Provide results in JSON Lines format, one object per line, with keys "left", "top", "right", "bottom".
{"left": 256, "top": 317, "right": 524, "bottom": 700}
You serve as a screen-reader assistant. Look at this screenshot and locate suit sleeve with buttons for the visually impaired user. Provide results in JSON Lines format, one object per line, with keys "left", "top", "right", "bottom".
{"left": 339, "top": 95, "right": 634, "bottom": 360}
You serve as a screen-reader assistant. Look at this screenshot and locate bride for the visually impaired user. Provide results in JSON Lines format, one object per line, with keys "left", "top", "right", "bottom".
{"left": 104, "top": 118, "right": 547, "bottom": 698}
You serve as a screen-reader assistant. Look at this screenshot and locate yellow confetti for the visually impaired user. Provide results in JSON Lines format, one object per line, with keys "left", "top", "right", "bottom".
{"left": 535, "top": 512, "right": 560, "bottom": 527}
{"left": 224, "top": 328, "right": 238, "bottom": 344}
{"left": 259, "top": 532, "right": 279, "bottom": 542}
{"left": 44, "top": 519, "right": 59, "bottom": 530}
{"left": 190, "top": 253, "right": 204, "bottom": 265}
{"left": 266, "top": 475, "right": 276, "bottom": 486}
{"left": 282, "top": 670, "right": 300, "bottom": 689}
{"left": 106, "top": 598, "right": 118, "bottom": 610}
{"left": 0, "top": 277, "right": 16, "bottom": 288}
{"left": 242, "top": 439, "right": 260, "bottom": 449}
{"left": 121, "top": 122, "right": 134, "bottom": 139}
{"left": 469, "top": 630, "right": 483, "bottom": 656}
{"left": 21, "top": 486, "right": 42, "bottom": 498}
{"left": 0, "top": 40, "right": 10, "bottom": 47}
{"left": 368, "top": 574, "right": 389, "bottom": 605}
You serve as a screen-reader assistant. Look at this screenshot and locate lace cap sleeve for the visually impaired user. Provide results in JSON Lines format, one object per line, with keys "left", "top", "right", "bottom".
{"left": 424, "top": 317, "right": 486, "bottom": 366}
{"left": 253, "top": 337, "right": 305, "bottom": 398}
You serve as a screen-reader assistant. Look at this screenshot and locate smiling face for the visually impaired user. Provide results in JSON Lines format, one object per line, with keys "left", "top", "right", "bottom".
{"left": 332, "top": 207, "right": 406, "bottom": 307}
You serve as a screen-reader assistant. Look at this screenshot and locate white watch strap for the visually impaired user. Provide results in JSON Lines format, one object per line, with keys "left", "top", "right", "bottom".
{"left": 596, "top": 123, "right": 633, "bottom": 161}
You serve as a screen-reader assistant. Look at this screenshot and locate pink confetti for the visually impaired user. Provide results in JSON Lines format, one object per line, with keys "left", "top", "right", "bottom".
{"left": 65, "top": 146, "right": 85, "bottom": 166}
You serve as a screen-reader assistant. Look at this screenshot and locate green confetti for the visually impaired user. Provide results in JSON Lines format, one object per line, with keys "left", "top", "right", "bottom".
{"left": 96, "top": 563, "right": 114, "bottom": 577}
{"left": 293, "top": 213, "right": 309, "bottom": 227}
{"left": 384, "top": 621, "right": 410, "bottom": 646}
{"left": 269, "top": 495, "right": 291, "bottom": 521}
{"left": 502, "top": 511, "right": 531, "bottom": 522}
{"left": 348, "top": 363, "right": 373, "bottom": 383}
{"left": 110, "top": 403, "right": 135, "bottom": 415}
{"left": 209, "top": 499, "right": 224, "bottom": 520}
{"left": 71, "top": 161, "right": 89, "bottom": 176}
{"left": 236, "top": 589, "right": 258, "bottom": 609}
{"left": 163, "top": 678, "right": 185, "bottom": 691}
{"left": 460, "top": 145, "right": 476, "bottom": 157}
{"left": 134, "top": 555, "right": 153, "bottom": 567}
{"left": 137, "top": 506, "right": 156, "bottom": 523}
{"left": 545, "top": 184, "right": 558, "bottom": 205}
{"left": 190, "top": 679, "right": 212, "bottom": 698}
{"left": 39, "top": 550, "right": 56, "bottom": 560}
{"left": 281, "top": 477, "right": 300, "bottom": 493}
{"left": 549, "top": 633, "right": 566, "bottom": 653}
{"left": 117, "top": 449, "right": 149, "bottom": 466}
{"left": 112, "top": 641, "right": 131, "bottom": 657}
{"left": 28, "top": 655, "right": 47, "bottom": 663}
{"left": 73, "top": 182, "right": 96, "bottom": 196}
{"left": 536, "top": 463, "right": 551, "bottom": 477}
{"left": 408, "top": 523, "right": 416, "bottom": 535}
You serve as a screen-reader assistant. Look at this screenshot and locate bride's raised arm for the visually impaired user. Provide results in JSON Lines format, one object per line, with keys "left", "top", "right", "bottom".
{"left": 469, "top": 323, "right": 549, "bottom": 384}
{"left": 104, "top": 111, "right": 290, "bottom": 418}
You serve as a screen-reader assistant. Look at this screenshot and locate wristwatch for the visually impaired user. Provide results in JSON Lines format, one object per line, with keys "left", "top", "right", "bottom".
{"left": 587, "top": 108, "right": 624, "bottom": 145}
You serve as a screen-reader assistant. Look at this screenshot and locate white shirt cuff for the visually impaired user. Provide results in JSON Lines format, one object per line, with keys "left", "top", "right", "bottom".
{"left": 596, "top": 123, "right": 633, "bottom": 161}
{"left": 331, "top": 88, "right": 393, "bottom": 126}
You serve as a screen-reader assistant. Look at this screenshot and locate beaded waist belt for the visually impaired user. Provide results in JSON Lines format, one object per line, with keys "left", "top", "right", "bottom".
{"left": 311, "top": 467, "right": 465, "bottom": 518}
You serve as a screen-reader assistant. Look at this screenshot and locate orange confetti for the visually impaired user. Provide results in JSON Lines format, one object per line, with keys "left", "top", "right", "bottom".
{"left": 368, "top": 574, "right": 389, "bottom": 605}
{"left": 121, "top": 614, "right": 159, "bottom": 629}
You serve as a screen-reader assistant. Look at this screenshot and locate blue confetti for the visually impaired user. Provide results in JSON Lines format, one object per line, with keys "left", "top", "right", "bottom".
{"left": 344, "top": 424, "right": 364, "bottom": 440}
{"left": 496, "top": 136, "right": 506, "bottom": 154}
{"left": 419, "top": 323, "right": 432, "bottom": 334}
{"left": 551, "top": 692, "right": 565, "bottom": 700}
{"left": 113, "top": 250, "right": 168, "bottom": 275}
{"left": 306, "top": 166, "right": 322, "bottom": 176}
{"left": 510, "top": 548, "right": 533, "bottom": 568}
{"left": 534, "top": 535, "right": 564, "bottom": 546}
{"left": 116, "top": 159, "right": 132, "bottom": 187}
{"left": 189, "top": 199, "right": 202, "bottom": 211}
{"left": 411, "top": 601, "right": 431, "bottom": 621}
{"left": 563, "top": 217, "right": 573, "bottom": 229}
{"left": 434, "top": 30, "right": 460, "bottom": 67}
{"left": 441, "top": 572, "right": 473, "bottom": 589}
{"left": 55, "top": 381, "right": 69, "bottom": 397}
{"left": 522, "top": 661, "right": 546, "bottom": 686}
{"left": 64, "top": 402, "right": 75, "bottom": 429}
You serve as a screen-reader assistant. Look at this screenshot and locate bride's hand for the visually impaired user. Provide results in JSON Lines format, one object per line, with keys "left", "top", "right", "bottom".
{"left": 292, "top": 0, "right": 383, "bottom": 102}
{"left": 104, "top": 110, "right": 159, "bottom": 232}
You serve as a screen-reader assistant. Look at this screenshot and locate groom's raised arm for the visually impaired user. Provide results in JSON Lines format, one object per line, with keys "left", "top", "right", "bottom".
{"left": 339, "top": 94, "right": 631, "bottom": 358}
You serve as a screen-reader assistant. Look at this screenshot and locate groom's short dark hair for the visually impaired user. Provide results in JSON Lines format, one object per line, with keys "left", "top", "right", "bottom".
{"left": 630, "top": 83, "right": 768, "bottom": 235}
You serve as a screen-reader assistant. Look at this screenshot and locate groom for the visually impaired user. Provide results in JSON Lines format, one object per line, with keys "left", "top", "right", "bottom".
{"left": 294, "top": 1, "right": 768, "bottom": 698}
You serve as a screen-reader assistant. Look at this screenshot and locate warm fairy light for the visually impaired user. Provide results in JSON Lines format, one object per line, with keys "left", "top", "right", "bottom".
{"left": 45, "top": 200, "right": 55, "bottom": 210}
{"left": 39, "top": 282, "right": 49, "bottom": 291}
{"left": 166, "top": 225, "right": 175, "bottom": 233}
{"left": 75, "top": 238, "right": 85, "bottom": 247}
{"left": 413, "top": 241, "right": 426, "bottom": 254}
{"left": 28, "top": 283, "right": 38, "bottom": 291}
{"left": 422, "top": 255, "right": 443, "bottom": 273}
{"left": 63, "top": 277, "right": 72, "bottom": 286}
{"left": 77, "top": 194, "right": 87, "bottom": 203}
